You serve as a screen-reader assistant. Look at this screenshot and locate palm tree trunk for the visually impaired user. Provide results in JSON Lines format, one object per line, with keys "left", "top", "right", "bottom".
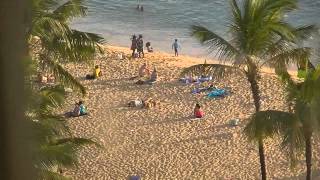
{"left": 247, "top": 69, "right": 266, "bottom": 180}
{"left": 247, "top": 72, "right": 261, "bottom": 112}
{"left": 305, "top": 135, "right": 312, "bottom": 180}
{"left": 258, "top": 139, "right": 267, "bottom": 180}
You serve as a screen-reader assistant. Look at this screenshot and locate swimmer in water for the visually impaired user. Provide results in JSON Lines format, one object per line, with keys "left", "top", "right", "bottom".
{"left": 136, "top": 4, "right": 143, "bottom": 11}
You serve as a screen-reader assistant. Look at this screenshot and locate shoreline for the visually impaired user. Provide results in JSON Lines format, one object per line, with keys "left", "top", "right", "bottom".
{"left": 104, "top": 44, "right": 298, "bottom": 77}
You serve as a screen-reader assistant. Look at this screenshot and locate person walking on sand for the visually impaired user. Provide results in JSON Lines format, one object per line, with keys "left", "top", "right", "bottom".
{"left": 137, "top": 34, "right": 144, "bottom": 58}
{"left": 172, "top": 39, "right": 180, "bottom": 56}
{"left": 131, "top": 35, "right": 137, "bottom": 58}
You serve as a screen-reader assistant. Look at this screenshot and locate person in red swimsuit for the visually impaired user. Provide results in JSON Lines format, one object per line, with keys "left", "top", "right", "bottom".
{"left": 194, "top": 103, "right": 204, "bottom": 118}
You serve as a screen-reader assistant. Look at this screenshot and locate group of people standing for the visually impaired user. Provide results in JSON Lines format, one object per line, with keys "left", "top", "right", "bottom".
{"left": 131, "top": 35, "right": 145, "bottom": 58}
{"left": 131, "top": 35, "right": 181, "bottom": 58}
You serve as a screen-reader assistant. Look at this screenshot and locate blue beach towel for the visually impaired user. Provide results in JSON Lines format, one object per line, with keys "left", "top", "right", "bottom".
{"left": 207, "top": 89, "right": 226, "bottom": 98}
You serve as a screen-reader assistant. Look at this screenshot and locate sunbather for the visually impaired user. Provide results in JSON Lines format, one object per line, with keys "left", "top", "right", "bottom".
{"left": 139, "top": 63, "right": 150, "bottom": 77}
{"left": 131, "top": 63, "right": 150, "bottom": 81}
{"left": 143, "top": 97, "right": 160, "bottom": 108}
{"left": 194, "top": 103, "right": 204, "bottom": 118}
{"left": 144, "top": 67, "right": 158, "bottom": 84}
{"left": 192, "top": 85, "right": 216, "bottom": 94}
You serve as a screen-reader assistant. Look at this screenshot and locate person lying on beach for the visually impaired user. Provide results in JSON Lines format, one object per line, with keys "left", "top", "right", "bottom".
{"left": 194, "top": 103, "right": 204, "bottom": 118}
{"left": 192, "top": 85, "right": 216, "bottom": 94}
{"left": 146, "top": 42, "right": 153, "bottom": 52}
{"left": 143, "top": 97, "right": 160, "bottom": 109}
{"left": 86, "top": 65, "right": 102, "bottom": 80}
{"left": 127, "top": 98, "right": 160, "bottom": 109}
{"left": 128, "top": 99, "right": 144, "bottom": 108}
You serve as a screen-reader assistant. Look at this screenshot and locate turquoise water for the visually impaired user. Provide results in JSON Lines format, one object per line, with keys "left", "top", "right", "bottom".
{"left": 72, "top": 0, "right": 320, "bottom": 57}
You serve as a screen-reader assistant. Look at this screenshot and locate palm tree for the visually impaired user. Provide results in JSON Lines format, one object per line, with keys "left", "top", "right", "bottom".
{"left": 26, "top": 83, "right": 100, "bottom": 179}
{"left": 25, "top": 0, "right": 104, "bottom": 178}
{"left": 244, "top": 67, "right": 320, "bottom": 180}
{"left": 29, "top": 0, "right": 104, "bottom": 95}
{"left": 182, "top": 0, "right": 315, "bottom": 179}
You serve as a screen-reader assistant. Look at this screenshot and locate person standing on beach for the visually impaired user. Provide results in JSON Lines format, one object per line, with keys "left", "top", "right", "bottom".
{"left": 172, "top": 39, "right": 180, "bottom": 56}
{"left": 137, "top": 34, "right": 144, "bottom": 58}
{"left": 131, "top": 35, "right": 137, "bottom": 58}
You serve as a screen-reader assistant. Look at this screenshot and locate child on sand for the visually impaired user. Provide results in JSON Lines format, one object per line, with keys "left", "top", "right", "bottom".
{"left": 194, "top": 103, "right": 204, "bottom": 118}
{"left": 86, "top": 65, "right": 102, "bottom": 80}
{"left": 146, "top": 42, "right": 153, "bottom": 52}
{"left": 78, "top": 101, "right": 87, "bottom": 116}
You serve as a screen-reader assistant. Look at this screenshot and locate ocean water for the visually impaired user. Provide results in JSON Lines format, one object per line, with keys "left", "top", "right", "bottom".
{"left": 72, "top": 0, "right": 320, "bottom": 58}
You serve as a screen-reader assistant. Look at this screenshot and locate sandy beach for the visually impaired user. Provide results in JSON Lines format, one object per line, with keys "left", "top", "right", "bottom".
{"left": 62, "top": 45, "right": 319, "bottom": 179}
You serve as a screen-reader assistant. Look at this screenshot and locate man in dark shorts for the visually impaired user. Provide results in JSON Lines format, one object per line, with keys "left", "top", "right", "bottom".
{"left": 137, "top": 34, "right": 144, "bottom": 58}
{"left": 172, "top": 39, "right": 180, "bottom": 56}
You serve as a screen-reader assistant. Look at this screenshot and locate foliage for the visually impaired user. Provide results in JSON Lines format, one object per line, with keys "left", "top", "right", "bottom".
{"left": 26, "top": 0, "right": 104, "bottom": 179}
{"left": 29, "top": 0, "right": 105, "bottom": 95}
{"left": 245, "top": 67, "right": 320, "bottom": 177}
{"left": 184, "top": 0, "right": 317, "bottom": 179}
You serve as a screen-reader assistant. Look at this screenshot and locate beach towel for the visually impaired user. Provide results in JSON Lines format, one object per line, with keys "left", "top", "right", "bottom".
{"left": 198, "top": 76, "right": 212, "bottom": 82}
{"left": 207, "top": 89, "right": 226, "bottom": 98}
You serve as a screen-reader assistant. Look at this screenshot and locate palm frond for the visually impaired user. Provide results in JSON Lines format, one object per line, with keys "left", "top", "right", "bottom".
{"left": 32, "top": 0, "right": 58, "bottom": 11}
{"left": 244, "top": 110, "right": 296, "bottom": 141}
{"left": 281, "top": 120, "right": 305, "bottom": 168}
{"left": 46, "top": 60, "right": 86, "bottom": 95}
{"left": 191, "top": 25, "right": 240, "bottom": 61}
{"left": 39, "top": 85, "right": 66, "bottom": 110}
{"left": 294, "top": 25, "right": 318, "bottom": 42}
{"left": 30, "top": 115, "right": 70, "bottom": 140}
{"left": 180, "top": 64, "right": 239, "bottom": 79}
{"left": 266, "top": 47, "right": 311, "bottom": 68}
{"left": 32, "top": 15, "right": 70, "bottom": 42}
{"left": 47, "top": 29, "right": 104, "bottom": 62}
{"left": 36, "top": 168, "right": 71, "bottom": 180}
{"left": 53, "top": 0, "right": 87, "bottom": 22}
{"left": 35, "top": 143, "right": 80, "bottom": 168}
{"left": 53, "top": 138, "right": 102, "bottom": 148}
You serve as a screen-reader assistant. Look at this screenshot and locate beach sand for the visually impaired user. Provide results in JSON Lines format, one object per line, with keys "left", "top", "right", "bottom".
{"left": 63, "top": 46, "right": 319, "bottom": 179}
